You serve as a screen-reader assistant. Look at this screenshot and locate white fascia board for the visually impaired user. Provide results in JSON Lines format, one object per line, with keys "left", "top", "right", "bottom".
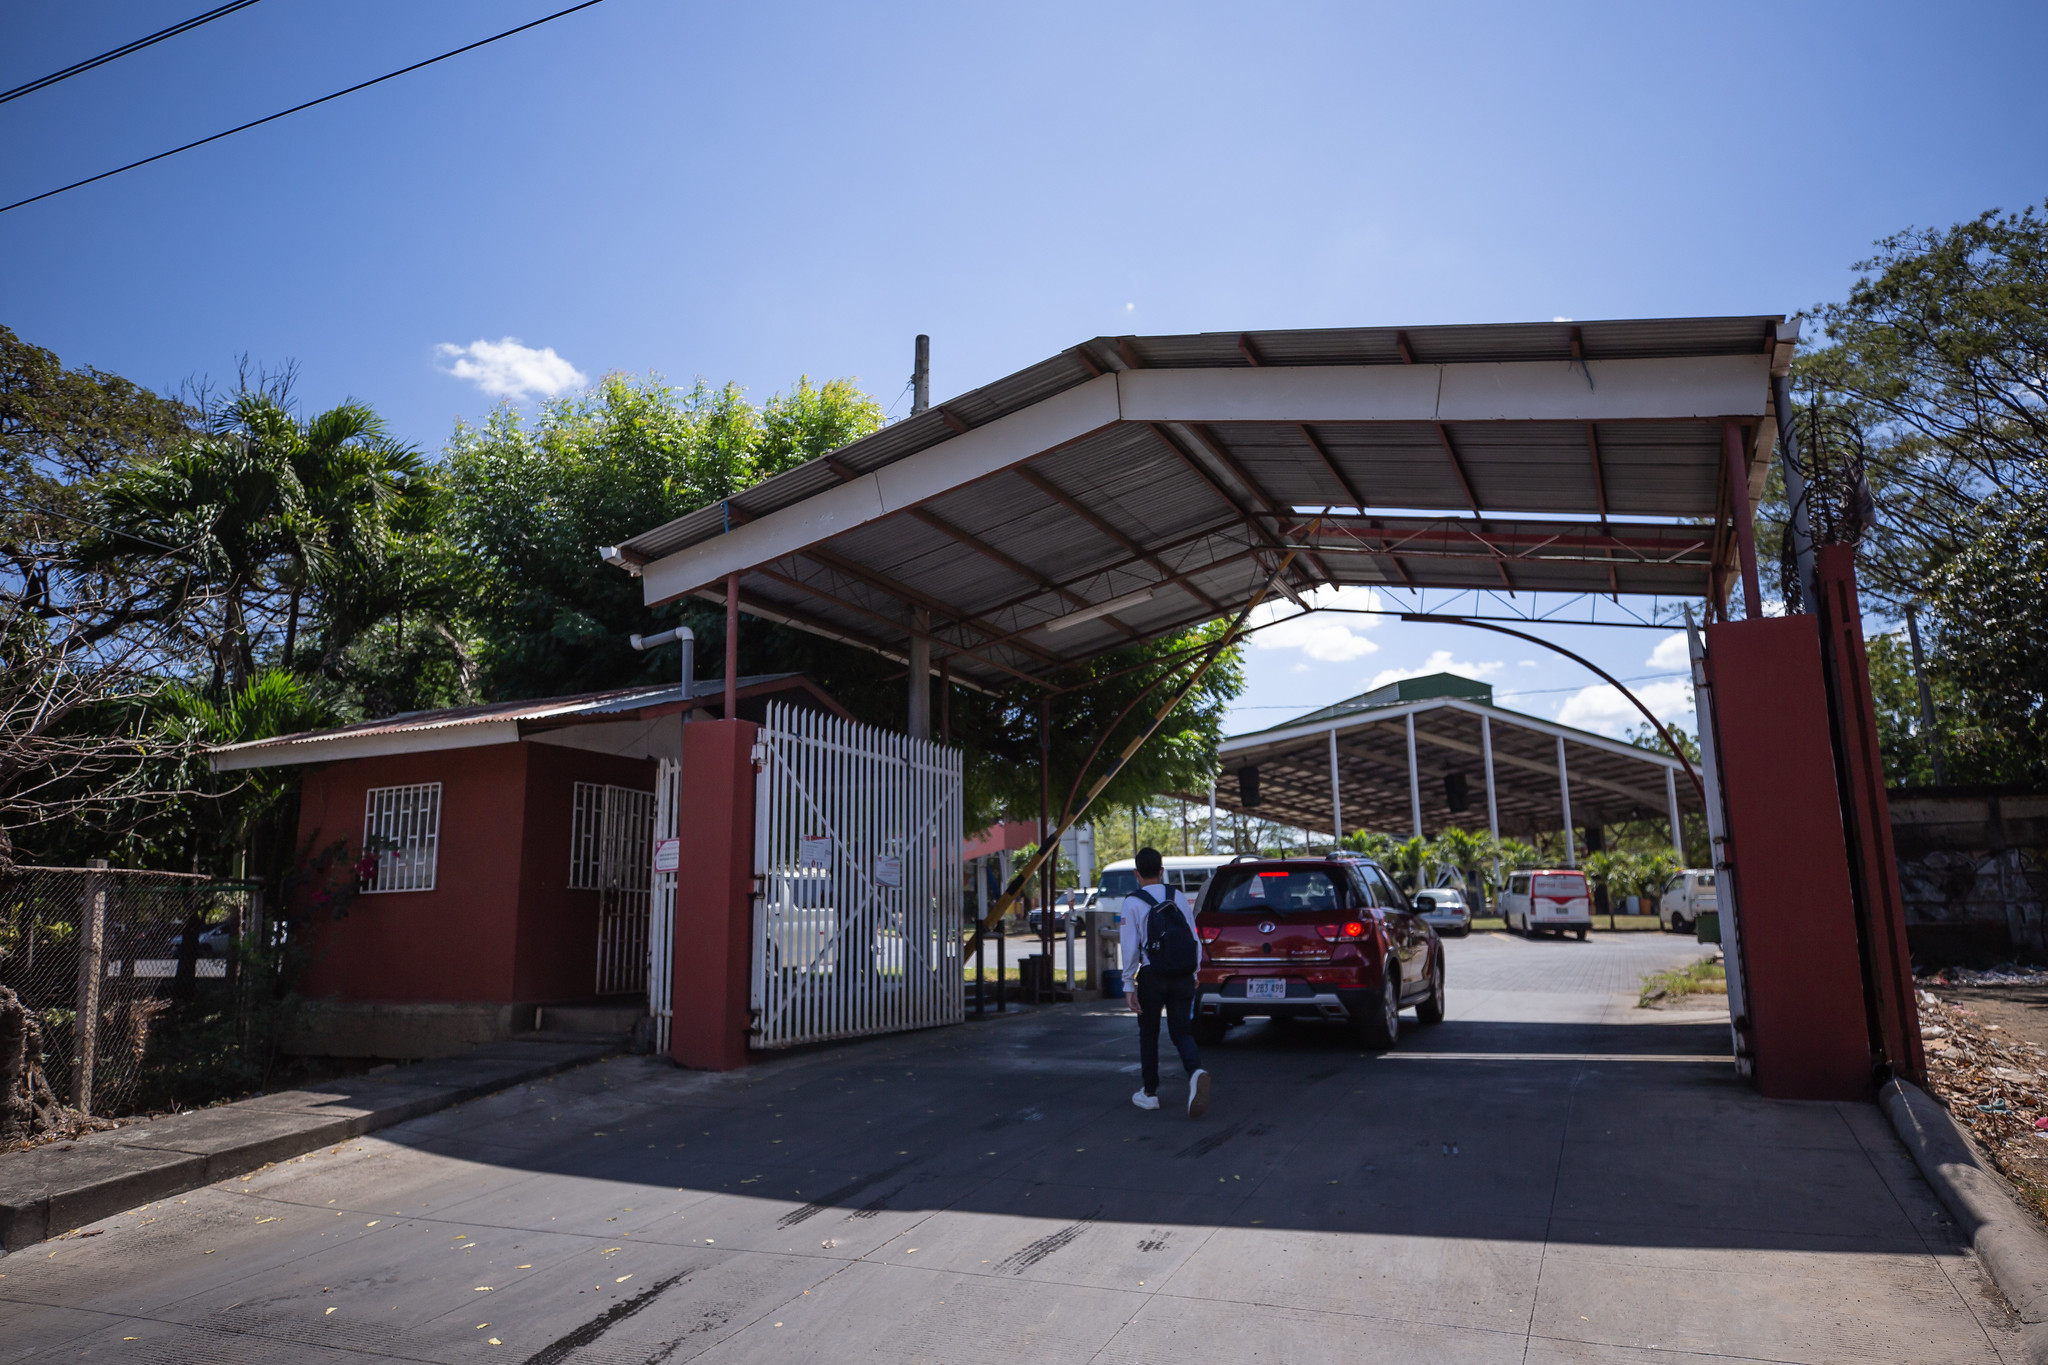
{"left": 1221, "top": 697, "right": 1687, "bottom": 771}
{"left": 207, "top": 719, "right": 522, "bottom": 772}
{"left": 1119, "top": 355, "right": 1770, "bottom": 424}
{"left": 640, "top": 373, "right": 1123, "bottom": 603}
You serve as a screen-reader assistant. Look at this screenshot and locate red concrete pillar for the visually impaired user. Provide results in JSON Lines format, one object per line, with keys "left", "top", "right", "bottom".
{"left": 1706, "top": 617, "right": 1871, "bottom": 1099}
{"left": 670, "top": 718, "right": 758, "bottom": 1070}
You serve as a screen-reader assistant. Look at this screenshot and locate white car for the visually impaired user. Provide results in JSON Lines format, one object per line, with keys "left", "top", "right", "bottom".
{"left": 1412, "top": 887, "right": 1473, "bottom": 937}
{"left": 1658, "top": 870, "right": 1717, "bottom": 933}
{"left": 1498, "top": 869, "right": 1592, "bottom": 940}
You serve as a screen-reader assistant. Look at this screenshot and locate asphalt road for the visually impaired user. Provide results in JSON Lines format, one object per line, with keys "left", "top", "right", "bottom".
{"left": 0, "top": 931, "right": 2023, "bottom": 1364}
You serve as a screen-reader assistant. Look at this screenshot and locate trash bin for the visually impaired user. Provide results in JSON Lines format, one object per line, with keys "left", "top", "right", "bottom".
{"left": 1695, "top": 910, "right": 1721, "bottom": 944}
{"left": 1102, "top": 967, "right": 1123, "bottom": 997}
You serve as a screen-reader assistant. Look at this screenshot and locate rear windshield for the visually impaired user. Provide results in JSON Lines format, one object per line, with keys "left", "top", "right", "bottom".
{"left": 1207, "top": 866, "right": 1349, "bottom": 914}
{"left": 1533, "top": 874, "right": 1587, "bottom": 899}
{"left": 1415, "top": 892, "right": 1464, "bottom": 911}
{"left": 1099, "top": 869, "right": 1137, "bottom": 899}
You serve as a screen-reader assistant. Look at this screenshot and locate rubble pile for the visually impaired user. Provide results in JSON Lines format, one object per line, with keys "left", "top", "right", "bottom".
{"left": 1918, "top": 989, "right": 2048, "bottom": 1220}
{"left": 1923, "top": 965, "right": 2048, "bottom": 988}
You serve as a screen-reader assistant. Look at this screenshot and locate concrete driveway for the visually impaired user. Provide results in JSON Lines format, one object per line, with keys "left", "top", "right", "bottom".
{"left": 0, "top": 932, "right": 2024, "bottom": 1363}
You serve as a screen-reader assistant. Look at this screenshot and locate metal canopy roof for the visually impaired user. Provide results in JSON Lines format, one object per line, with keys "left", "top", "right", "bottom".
{"left": 610, "top": 317, "right": 1796, "bottom": 692}
{"left": 1213, "top": 679, "right": 1699, "bottom": 841}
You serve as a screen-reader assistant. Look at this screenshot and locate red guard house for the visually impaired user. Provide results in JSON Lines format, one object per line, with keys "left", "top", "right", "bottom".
{"left": 207, "top": 676, "right": 848, "bottom": 1058}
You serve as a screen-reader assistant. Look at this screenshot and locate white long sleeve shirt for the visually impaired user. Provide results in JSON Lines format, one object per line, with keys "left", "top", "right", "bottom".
{"left": 1119, "top": 881, "right": 1199, "bottom": 983}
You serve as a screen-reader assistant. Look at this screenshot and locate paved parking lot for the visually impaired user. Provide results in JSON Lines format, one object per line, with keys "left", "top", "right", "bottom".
{"left": 0, "top": 931, "right": 2024, "bottom": 1363}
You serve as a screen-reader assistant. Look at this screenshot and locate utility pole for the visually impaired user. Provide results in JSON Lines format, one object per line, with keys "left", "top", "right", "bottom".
{"left": 1904, "top": 604, "right": 1948, "bottom": 785}
{"left": 912, "top": 335, "right": 930, "bottom": 416}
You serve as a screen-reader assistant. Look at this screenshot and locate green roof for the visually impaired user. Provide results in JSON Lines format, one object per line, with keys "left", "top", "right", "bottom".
{"left": 1261, "top": 672, "right": 1495, "bottom": 731}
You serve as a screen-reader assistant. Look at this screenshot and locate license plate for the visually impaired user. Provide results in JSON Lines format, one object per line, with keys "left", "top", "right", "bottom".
{"left": 1246, "top": 979, "right": 1286, "bottom": 1000}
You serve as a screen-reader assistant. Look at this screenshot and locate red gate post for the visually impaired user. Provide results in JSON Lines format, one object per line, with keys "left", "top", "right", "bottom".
{"left": 1705, "top": 617, "right": 1872, "bottom": 1100}
{"left": 670, "top": 718, "right": 759, "bottom": 1071}
{"left": 1813, "top": 545, "right": 1924, "bottom": 1083}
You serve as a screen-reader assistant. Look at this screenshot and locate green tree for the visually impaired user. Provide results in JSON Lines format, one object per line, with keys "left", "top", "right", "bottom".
{"left": 446, "top": 374, "right": 887, "bottom": 701}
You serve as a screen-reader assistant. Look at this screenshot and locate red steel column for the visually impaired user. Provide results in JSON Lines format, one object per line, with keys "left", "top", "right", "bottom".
{"left": 670, "top": 718, "right": 758, "bottom": 1070}
{"left": 1723, "top": 422, "right": 1763, "bottom": 619}
{"left": 1815, "top": 545, "right": 1923, "bottom": 1082}
{"left": 724, "top": 573, "right": 740, "bottom": 719}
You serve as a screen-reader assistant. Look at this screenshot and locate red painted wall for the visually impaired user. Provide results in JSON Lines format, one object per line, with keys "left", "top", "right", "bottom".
{"left": 1707, "top": 616, "right": 1872, "bottom": 1100}
{"left": 670, "top": 719, "right": 757, "bottom": 1070}
{"left": 295, "top": 741, "right": 656, "bottom": 1006}
{"left": 514, "top": 742, "right": 658, "bottom": 1000}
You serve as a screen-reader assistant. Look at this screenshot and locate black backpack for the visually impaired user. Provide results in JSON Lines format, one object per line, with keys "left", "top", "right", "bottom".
{"left": 1139, "top": 884, "right": 1200, "bottom": 977}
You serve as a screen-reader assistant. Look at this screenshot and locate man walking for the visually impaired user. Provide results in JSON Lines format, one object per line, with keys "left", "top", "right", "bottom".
{"left": 1120, "top": 847, "right": 1211, "bottom": 1117}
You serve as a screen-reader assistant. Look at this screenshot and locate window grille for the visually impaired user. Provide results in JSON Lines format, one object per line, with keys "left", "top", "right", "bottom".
{"left": 362, "top": 783, "right": 441, "bottom": 893}
{"left": 569, "top": 783, "right": 656, "bottom": 891}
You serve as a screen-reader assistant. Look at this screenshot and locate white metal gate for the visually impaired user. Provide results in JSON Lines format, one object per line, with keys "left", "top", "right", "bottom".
{"left": 751, "top": 701, "right": 964, "bottom": 1048}
{"left": 577, "top": 782, "right": 656, "bottom": 996}
{"left": 649, "top": 758, "right": 679, "bottom": 1052}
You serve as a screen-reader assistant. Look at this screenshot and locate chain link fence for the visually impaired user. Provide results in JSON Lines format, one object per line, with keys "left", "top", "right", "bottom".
{"left": 0, "top": 865, "right": 257, "bottom": 1117}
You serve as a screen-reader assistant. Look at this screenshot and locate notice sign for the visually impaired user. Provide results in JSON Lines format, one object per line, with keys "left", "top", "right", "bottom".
{"left": 873, "top": 854, "right": 903, "bottom": 889}
{"left": 799, "top": 835, "right": 833, "bottom": 870}
{"left": 652, "top": 838, "right": 680, "bottom": 874}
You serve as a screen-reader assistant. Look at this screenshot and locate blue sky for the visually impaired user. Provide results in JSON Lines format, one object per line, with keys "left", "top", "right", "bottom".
{"left": 4, "top": 0, "right": 2043, "bottom": 739}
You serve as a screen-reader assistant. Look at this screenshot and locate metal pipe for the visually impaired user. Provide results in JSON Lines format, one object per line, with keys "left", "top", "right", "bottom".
{"left": 1207, "top": 778, "right": 1218, "bottom": 853}
{"left": 1482, "top": 714, "right": 1500, "bottom": 889}
{"left": 630, "top": 625, "right": 696, "bottom": 698}
{"left": 724, "top": 575, "right": 739, "bottom": 717}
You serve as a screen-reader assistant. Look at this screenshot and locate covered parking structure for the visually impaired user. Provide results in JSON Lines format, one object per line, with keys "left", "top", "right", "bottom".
{"left": 603, "top": 314, "right": 1921, "bottom": 1103}
{"left": 1211, "top": 673, "right": 1699, "bottom": 860}
{"left": 604, "top": 316, "right": 1793, "bottom": 697}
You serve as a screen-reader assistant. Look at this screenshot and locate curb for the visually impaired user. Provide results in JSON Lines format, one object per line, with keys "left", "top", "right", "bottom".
{"left": 1881, "top": 1077, "right": 2048, "bottom": 1363}
{"left": 0, "top": 1040, "right": 617, "bottom": 1253}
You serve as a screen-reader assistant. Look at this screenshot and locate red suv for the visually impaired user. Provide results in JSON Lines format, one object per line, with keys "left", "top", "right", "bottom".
{"left": 1192, "top": 856, "right": 1443, "bottom": 1049}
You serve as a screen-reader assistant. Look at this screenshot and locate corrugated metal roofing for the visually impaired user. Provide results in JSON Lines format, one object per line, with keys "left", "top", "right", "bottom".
{"left": 206, "top": 675, "right": 804, "bottom": 760}
{"left": 610, "top": 316, "right": 1786, "bottom": 692}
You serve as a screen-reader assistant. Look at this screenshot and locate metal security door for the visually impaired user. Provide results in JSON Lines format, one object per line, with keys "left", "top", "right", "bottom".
{"left": 585, "top": 784, "right": 657, "bottom": 996}
{"left": 752, "top": 701, "right": 964, "bottom": 1048}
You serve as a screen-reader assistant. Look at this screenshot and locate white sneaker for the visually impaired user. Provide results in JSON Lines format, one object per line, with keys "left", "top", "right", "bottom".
{"left": 1131, "top": 1089, "right": 1161, "bottom": 1111}
{"left": 1187, "top": 1069, "right": 1212, "bottom": 1119}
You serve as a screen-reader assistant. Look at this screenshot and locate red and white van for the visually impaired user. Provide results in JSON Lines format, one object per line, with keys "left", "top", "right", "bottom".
{"left": 1498, "top": 869, "right": 1592, "bottom": 940}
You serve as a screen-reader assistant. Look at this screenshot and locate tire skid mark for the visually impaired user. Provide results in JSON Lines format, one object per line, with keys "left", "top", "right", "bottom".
{"left": 520, "top": 1269, "right": 691, "bottom": 1365}
{"left": 994, "top": 1208, "right": 1101, "bottom": 1275}
{"left": 777, "top": 1162, "right": 911, "bottom": 1228}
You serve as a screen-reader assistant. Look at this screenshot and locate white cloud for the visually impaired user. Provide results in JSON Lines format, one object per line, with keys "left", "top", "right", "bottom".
{"left": 1249, "top": 584, "right": 1384, "bottom": 663}
{"left": 1646, "top": 632, "right": 1690, "bottom": 671}
{"left": 1367, "top": 649, "right": 1502, "bottom": 690}
{"left": 435, "top": 337, "right": 587, "bottom": 400}
{"left": 1517, "top": 658, "right": 1539, "bottom": 668}
{"left": 1555, "top": 678, "right": 1696, "bottom": 737}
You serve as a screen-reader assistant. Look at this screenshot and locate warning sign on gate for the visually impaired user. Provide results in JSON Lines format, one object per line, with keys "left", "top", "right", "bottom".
{"left": 798, "top": 834, "right": 832, "bottom": 870}
{"left": 873, "top": 854, "right": 903, "bottom": 888}
{"left": 652, "top": 838, "right": 680, "bottom": 873}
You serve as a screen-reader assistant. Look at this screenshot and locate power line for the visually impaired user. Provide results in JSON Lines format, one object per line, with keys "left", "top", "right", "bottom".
{"left": 0, "top": 0, "right": 609, "bottom": 216}
{"left": 0, "top": 1, "right": 265, "bottom": 106}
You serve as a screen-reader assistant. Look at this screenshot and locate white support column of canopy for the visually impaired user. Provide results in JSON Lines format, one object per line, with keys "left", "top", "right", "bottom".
{"left": 1328, "top": 729, "right": 1344, "bottom": 848}
{"left": 1665, "top": 767, "right": 1684, "bottom": 861}
{"left": 1406, "top": 713, "right": 1424, "bottom": 840}
{"left": 1208, "top": 778, "right": 1218, "bottom": 854}
{"left": 1482, "top": 715, "right": 1500, "bottom": 887}
{"left": 1557, "top": 734, "right": 1576, "bottom": 867}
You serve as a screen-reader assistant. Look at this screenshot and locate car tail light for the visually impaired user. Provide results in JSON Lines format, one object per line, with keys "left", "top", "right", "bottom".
{"left": 1316, "top": 924, "right": 1340, "bottom": 941}
{"left": 1343, "top": 921, "right": 1366, "bottom": 938}
{"left": 1198, "top": 925, "right": 1220, "bottom": 942}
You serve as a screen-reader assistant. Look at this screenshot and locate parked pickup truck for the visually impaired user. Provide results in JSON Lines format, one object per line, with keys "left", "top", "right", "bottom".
{"left": 1658, "top": 869, "right": 1717, "bottom": 934}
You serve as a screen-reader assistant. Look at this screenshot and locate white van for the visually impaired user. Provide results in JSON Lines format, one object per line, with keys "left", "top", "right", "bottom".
{"left": 1097, "top": 855, "right": 1234, "bottom": 907}
{"left": 1658, "top": 870, "right": 1717, "bottom": 934}
{"left": 1498, "top": 868, "right": 1592, "bottom": 940}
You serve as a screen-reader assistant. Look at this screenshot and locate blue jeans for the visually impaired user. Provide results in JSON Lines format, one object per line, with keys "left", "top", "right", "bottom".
{"left": 1137, "top": 970, "right": 1202, "bottom": 1095}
